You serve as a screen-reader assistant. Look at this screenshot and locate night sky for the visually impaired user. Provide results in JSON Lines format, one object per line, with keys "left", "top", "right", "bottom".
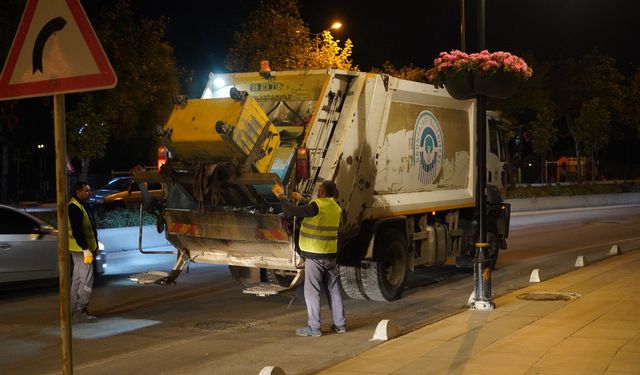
{"left": 134, "top": 0, "right": 640, "bottom": 95}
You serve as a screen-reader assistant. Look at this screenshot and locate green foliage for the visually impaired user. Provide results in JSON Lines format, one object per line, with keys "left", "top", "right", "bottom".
{"left": 373, "top": 62, "right": 428, "bottom": 82}
{"left": 66, "top": 95, "right": 112, "bottom": 162}
{"left": 493, "top": 54, "right": 554, "bottom": 124}
{"left": 575, "top": 98, "right": 611, "bottom": 156}
{"left": 507, "top": 181, "right": 640, "bottom": 198}
{"left": 94, "top": 207, "right": 156, "bottom": 229}
{"left": 66, "top": 0, "right": 180, "bottom": 175}
{"left": 622, "top": 66, "right": 640, "bottom": 135}
{"left": 226, "top": 0, "right": 355, "bottom": 72}
{"left": 303, "top": 31, "right": 355, "bottom": 71}
{"left": 529, "top": 106, "right": 558, "bottom": 156}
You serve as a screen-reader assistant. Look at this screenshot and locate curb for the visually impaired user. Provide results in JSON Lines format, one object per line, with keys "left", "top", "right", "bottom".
{"left": 507, "top": 192, "right": 640, "bottom": 212}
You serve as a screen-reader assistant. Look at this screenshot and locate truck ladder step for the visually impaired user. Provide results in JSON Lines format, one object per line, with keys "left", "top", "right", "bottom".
{"left": 243, "top": 283, "right": 289, "bottom": 297}
{"left": 129, "top": 270, "right": 170, "bottom": 284}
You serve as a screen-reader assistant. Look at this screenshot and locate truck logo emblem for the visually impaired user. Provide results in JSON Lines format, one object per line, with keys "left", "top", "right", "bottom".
{"left": 413, "top": 111, "right": 444, "bottom": 184}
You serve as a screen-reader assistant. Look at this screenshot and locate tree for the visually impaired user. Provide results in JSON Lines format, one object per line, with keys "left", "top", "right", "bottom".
{"left": 549, "top": 50, "right": 623, "bottom": 183}
{"left": 226, "top": 0, "right": 355, "bottom": 72}
{"left": 67, "top": 0, "right": 180, "bottom": 176}
{"left": 373, "top": 62, "right": 428, "bottom": 82}
{"left": 574, "top": 98, "right": 611, "bottom": 182}
{"left": 529, "top": 106, "right": 558, "bottom": 183}
{"left": 66, "top": 96, "right": 112, "bottom": 181}
{"left": 622, "top": 65, "right": 640, "bottom": 135}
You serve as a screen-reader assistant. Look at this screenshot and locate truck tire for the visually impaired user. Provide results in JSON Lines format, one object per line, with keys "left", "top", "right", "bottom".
{"left": 338, "top": 265, "right": 367, "bottom": 300}
{"left": 359, "top": 228, "right": 409, "bottom": 301}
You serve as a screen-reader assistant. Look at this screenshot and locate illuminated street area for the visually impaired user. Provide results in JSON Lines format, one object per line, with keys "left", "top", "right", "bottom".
{"left": 1, "top": 205, "right": 639, "bottom": 374}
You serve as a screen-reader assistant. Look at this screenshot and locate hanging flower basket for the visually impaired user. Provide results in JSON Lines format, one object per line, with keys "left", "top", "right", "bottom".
{"left": 426, "top": 50, "right": 533, "bottom": 100}
{"left": 444, "top": 69, "right": 475, "bottom": 100}
{"left": 473, "top": 70, "right": 521, "bottom": 99}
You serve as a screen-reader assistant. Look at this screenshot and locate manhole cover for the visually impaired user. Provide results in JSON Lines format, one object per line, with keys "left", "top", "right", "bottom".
{"left": 517, "top": 292, "right": 581, "bottom": 301}
{"left": 192, "top": 320, "right": 255, "bottom": 332}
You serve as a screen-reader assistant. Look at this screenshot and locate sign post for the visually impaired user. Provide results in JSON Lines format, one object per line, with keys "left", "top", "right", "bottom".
{"left": 0, "top": 1, "right": 116, "bottom": 373}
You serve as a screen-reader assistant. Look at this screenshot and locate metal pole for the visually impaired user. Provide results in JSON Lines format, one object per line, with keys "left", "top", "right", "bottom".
{"left": 460, "top": 0, "right": 466, "bottom": 52}
{"left": 54, "top": 94, "right": 73, "bottom": 373}
{"left": 472, "top": 0, "right": 494, "bottom": 310}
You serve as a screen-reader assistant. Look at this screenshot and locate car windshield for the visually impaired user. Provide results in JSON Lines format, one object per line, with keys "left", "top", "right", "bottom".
{"left": 101, "top": 178, "right": 132, "bottom": 191}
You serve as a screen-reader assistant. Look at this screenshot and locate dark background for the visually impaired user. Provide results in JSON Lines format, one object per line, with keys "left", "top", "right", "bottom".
{"left": 135, "top": 0, "right": 640, "bottom": 97}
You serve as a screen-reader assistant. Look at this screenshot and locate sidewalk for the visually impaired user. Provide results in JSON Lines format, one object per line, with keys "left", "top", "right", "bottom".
{"left": 319, "top": 249, "right": 640, "bottom": 374}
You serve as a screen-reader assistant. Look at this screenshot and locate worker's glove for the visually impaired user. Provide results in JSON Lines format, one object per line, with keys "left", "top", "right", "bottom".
{"left": 272, "top": 183, "right": 285, "bottom": 199}
{"left": 83, "top": 249, "right": 93, "bottom": 264}
{"left": 290, "top": 192, "right": 302, "bottom": 202}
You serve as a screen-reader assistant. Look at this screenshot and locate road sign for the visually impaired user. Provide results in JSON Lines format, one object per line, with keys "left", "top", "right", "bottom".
{"left": 0, "top": 0, "right": 117, "bottom": 101}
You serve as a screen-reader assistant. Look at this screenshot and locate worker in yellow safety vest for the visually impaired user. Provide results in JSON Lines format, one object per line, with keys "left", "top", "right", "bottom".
{"left": 68, "top": 181, "right": 99, "bottom": 324}
{"left": 273, "top": 180, "right": 346, "bottom": 337}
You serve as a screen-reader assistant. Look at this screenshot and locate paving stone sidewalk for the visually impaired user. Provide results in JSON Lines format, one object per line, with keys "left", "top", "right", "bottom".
{"left": 319, "top": 250, "right": 640, "bottom": 374}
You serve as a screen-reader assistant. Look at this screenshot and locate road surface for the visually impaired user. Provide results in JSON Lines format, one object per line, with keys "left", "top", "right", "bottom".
{"left": 1, "top": 205, "right": 639, "bottom": 374}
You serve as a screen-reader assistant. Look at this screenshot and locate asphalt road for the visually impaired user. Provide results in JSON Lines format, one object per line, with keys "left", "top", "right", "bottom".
{"left": 1, "top": 205, "right": 639, "bottom": 374}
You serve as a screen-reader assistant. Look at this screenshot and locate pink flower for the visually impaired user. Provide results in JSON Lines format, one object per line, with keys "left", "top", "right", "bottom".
{"left": 426, "top": 49, "right": 533, "bottom": 87}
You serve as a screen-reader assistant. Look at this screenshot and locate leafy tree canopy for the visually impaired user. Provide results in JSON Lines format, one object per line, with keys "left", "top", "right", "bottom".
{"left": 67, "top": 0, "right": 181, "bottom": 174}
{"left": 226, "top": 0, "right": 355, "bottom": 72}
{"left": 373, "top": 62, "right": 428, "bottom": 82}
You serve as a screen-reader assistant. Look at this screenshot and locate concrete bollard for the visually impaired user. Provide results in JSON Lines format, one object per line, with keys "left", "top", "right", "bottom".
{"left": 609, "top": 245, "right": 622, "bottom": 256}
{"left": 467, "top": 290, "right": 476, "bottom": 307}
{"left": 575, "top": 255, "right": 587, "bottom": 267}
{"left": 529, "top": 269, "right": 541, "bottom": 283}
{"left": 259, "top": 366, "right": 286, "bottom": 375}
{"left": 370, "top": 319, "right": 400, "bottom": 341}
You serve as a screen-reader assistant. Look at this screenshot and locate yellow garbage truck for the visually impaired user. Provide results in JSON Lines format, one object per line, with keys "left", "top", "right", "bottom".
{"left": 133, "top": 68, "right": 511, "bottom": 301}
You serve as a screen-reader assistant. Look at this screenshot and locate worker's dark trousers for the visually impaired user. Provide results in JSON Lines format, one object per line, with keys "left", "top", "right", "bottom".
{"left": 70, "top": 251, "right": 94, "bottom": 313}
{"left": 304, "top": 258, "right": 346, "bottom": 330}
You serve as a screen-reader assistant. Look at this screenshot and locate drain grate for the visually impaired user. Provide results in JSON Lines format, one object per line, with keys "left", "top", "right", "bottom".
{"left": 517, "top": 292, "right": 581, "bottom": 301}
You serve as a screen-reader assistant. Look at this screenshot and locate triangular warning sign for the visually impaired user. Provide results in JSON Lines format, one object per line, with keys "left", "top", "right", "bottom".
{"left": 0, "top": 0, "right": 117, "bottom": 101}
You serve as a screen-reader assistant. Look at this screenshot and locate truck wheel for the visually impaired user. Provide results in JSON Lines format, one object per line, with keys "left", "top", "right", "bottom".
{"left": 359, "top": 228, "right": 409, "bottom": 301}
{"left": 338, "top": 265, "right": 367, "bottom": 300}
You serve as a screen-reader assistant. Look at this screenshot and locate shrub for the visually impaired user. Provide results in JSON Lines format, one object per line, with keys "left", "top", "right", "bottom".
{"left": 94, "top": 207, "right": 156, "bottom": 229}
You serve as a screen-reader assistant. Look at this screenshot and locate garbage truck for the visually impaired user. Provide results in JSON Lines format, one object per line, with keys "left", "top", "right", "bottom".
{"left": 132, "top": 68, "right": 511, "bottom": 301}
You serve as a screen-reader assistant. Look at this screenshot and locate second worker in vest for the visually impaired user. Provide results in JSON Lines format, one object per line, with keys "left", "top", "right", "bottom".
{"left": 68, "top": 181, "right": 99, "bottom": 324}
{"left": 272, "top": 181, "right": 346, "bottom": 337}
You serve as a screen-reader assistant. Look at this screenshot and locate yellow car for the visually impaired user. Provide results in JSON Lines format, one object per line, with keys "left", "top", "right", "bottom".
{"left": 89, "top": 177, "right": 162, "bottom": 208}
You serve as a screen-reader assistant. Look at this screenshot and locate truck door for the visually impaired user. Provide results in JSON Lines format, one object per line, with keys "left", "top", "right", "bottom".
{"left": 487, "top": 118, "right": 509, "bottom": 193}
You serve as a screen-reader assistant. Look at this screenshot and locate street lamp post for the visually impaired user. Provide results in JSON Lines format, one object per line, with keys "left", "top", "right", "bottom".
{"left": 463, "top": 0, "right": 494, "bottom": 310}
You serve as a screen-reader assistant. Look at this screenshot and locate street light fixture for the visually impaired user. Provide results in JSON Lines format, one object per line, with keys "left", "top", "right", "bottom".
{"left": 330, "top": 21, "right": 342, "bottom": 30}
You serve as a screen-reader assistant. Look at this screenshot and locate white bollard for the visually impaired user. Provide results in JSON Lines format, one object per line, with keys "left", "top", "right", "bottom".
{"left": 370, "top": 319, "right": 400, "bottom": 341}
{"left": 467, "top": 290, "right": 476, "bottom": 307}
{"left": 529, "top": 269, "right": 541, "bottom": 283}
{"left": 609, "top": 245, "right": 622, "bottom": 256}
{"left": 575, "top": 255, "right": 586, "bottom": 267}
{"left": 259, "top": 366, "right": 286, "bottom": 375}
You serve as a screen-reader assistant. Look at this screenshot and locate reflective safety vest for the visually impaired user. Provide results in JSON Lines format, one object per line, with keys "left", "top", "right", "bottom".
{"left": 299, "top": 198, "right": 342, "bottom": 254}
{"left": 68, "top": 197, "right": 97, "bottom": 252}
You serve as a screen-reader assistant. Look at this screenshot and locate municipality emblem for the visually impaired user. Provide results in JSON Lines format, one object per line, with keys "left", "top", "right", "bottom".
{"left": 413, "top": 111, "right": 444, "bottom": 184}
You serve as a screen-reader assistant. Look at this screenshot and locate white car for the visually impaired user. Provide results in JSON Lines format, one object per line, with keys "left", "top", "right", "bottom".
{"left": 0, "top": 204, "right": 105, "bottom": 284}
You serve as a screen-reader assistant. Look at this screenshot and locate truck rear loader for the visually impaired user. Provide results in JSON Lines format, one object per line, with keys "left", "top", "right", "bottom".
{"left": 133, "top": 68, "right": 511, "bottom": 301}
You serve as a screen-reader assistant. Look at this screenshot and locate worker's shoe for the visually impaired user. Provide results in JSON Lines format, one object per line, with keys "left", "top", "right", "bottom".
{"left": 296, "top": 326, "right": 321, "bottom": 337}
{"left": 332, "top": 324, "right": 347, "bottom": 333}
{"left": 72, "top": 310, "right": 98, "bottom": 324}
